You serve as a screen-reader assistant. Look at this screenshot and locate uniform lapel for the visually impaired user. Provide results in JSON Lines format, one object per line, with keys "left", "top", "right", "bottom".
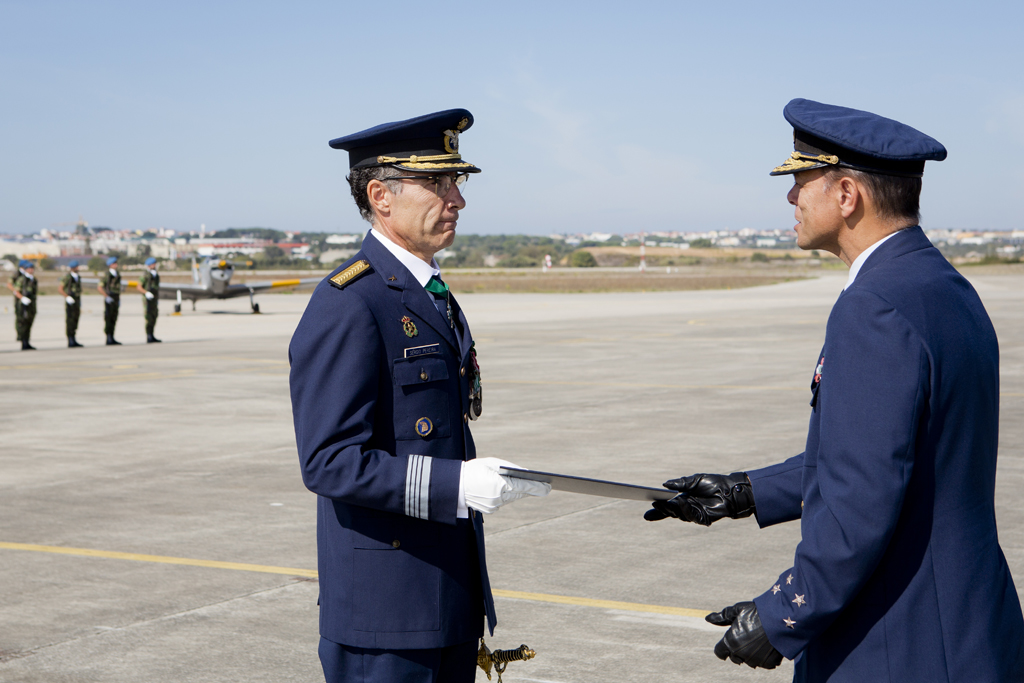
{"left": 450, "top": 292, "right": 473, "bottom": 361}
{"left": 361, "top": 234, "right": 460, "bottom": 351}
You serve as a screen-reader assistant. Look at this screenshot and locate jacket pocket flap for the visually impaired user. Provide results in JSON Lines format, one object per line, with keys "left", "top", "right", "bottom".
{"left": 393, "top": 357, "right": 449, "bottom": 386}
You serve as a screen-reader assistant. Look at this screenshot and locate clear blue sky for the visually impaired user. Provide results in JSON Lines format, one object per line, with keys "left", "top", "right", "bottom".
{"left": 2, "top": 1, "right": 1022, "bottom": 235}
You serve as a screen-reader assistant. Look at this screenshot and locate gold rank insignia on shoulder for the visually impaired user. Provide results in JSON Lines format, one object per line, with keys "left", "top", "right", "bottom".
{"left": 329, "top": 260, "right": 371, "bottom": 290}
{"left": 401, "top": 316, "right": 419, "bottom": 337}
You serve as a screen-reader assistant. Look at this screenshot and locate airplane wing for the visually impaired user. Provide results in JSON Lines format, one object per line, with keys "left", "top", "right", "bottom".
{"left": 81, "top": 277, "right": 215, "bottom": 300}
{"left": 80, "top": 275, "right": 323, "bottom": 301}
{"left": 80, "top": 277, "right": 148, "bottom": 291}
{"left": 156, "top": 283, "right": 217, "bottom": 300}
{"left": 216, "top": 277, "right": 324, "bottom": 298}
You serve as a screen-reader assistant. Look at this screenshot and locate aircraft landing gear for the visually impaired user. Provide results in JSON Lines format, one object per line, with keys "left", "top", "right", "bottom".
{"left": 248, "top": 289, "right": 260, "bottom": 314}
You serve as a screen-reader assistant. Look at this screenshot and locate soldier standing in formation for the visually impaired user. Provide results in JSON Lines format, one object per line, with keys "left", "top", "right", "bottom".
{"left": 58, "top": 259, "right": 84, "bottom": 347}
{"left": 97, "top": 255, "right": 122, "bottom": 346}
{"left": 7, "top": 259, "right": 37, "bottom": 350}
{"left": 136, "top": 256, "right": 161, "bottom": 343}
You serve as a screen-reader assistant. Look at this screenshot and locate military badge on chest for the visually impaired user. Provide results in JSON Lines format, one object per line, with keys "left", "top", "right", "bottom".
{"left": 401, "top": 316, "right": 418, "bottom": 338}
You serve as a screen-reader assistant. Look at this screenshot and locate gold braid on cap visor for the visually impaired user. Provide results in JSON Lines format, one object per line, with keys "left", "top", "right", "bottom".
{"left": 772, "top": 151, "right": 841, "bottom": 174}
{"left": 376, "top": 153, "right": 475, "bottom": 169}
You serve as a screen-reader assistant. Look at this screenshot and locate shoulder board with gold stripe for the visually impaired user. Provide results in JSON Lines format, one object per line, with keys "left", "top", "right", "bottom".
{"left": 329, "top": 260, "right": 372, "bottom": 290}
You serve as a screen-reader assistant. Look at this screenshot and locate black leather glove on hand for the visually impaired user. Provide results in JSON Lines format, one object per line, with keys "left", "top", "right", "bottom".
{"left": 707, "top": 601, "right": 783, "bottom": 669}
{"left": 643, "top": 472, "right": 755, "bottom": 525}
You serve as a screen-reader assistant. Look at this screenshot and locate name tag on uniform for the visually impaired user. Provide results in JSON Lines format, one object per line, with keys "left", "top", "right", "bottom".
{"left": 404, "top": 344, "right": 440, "bottom": 358}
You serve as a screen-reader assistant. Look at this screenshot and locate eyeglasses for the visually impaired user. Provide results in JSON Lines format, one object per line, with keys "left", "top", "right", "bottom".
{"left": 388, "top": 173, "right": 469, "bottom": 198}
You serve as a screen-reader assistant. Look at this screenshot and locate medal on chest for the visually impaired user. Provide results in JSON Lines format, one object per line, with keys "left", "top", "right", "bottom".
{"left": 468, "top": 343, "right": 482, "bottom": 420}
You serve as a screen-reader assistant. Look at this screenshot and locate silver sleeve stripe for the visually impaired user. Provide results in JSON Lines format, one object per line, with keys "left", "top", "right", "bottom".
{"left": 405, "top": 454, "right": 432, "bottom": 520}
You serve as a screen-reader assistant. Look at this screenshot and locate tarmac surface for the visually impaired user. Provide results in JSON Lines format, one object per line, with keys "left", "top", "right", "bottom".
{"left": 2, "top": 272, "right": 1023, "bottom": 682}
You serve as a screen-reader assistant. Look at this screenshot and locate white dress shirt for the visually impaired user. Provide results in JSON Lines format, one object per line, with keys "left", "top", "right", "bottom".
{"left": 369, "top": 229, "right": 441, "bottom": 287}
{"left": 844, "top": 230, "right": 901, "bottom": 291}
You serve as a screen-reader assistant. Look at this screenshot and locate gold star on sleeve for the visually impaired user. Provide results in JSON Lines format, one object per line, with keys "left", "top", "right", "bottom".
{"left": 792, "top": 594, "right": 806, "bottom": 607}
{"left": 783, "top": 617, "right": 796, "bottom": 629}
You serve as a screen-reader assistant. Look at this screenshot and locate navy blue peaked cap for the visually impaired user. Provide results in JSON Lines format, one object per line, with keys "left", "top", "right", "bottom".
{"left": 771, "top": 99, "right": 946, "bottom": 177}
{"left": 329, "top": 108, "right": 481, "bottom": 173}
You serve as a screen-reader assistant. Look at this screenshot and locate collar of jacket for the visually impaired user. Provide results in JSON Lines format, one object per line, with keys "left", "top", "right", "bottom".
{"left": 847, "top": 225, "right": 932, "bottom": 288}
{"left": 361, "top": 232, "right": 461, "bottom": 352}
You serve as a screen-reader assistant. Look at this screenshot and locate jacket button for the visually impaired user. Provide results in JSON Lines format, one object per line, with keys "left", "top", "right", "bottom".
{"left": 392, "top": 540, "right": 400, "bottom": 548}
{"left": 420, "top": 371, "right": 428, "bottom": 381}
{"left": 463, "top": 413, "right": 469, "bottom": 423}
{"left": 460, "top": 367, "right": 466, "bottom": 377}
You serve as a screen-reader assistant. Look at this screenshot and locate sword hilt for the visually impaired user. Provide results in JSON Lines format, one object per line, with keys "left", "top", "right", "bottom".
{"left": 477, "top": 639, "right": 536, "bottom": 682}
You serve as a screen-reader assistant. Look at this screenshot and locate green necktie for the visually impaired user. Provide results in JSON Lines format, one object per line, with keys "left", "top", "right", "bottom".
{"left": 424, "top": 275, "right": 449, "bottom": 296}
{"left": 425, "top": 275, "right": 453, "bottom": 327}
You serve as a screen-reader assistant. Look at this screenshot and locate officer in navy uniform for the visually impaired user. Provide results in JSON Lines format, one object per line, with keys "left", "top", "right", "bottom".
{"left": 646, "top": 99, "right": 1024, "bottom": 681}
{"left": 289, "top": 109, "right": 550, "bottom": 683}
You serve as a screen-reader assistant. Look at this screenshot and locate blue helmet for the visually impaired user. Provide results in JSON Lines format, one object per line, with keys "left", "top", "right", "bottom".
{"left": 19, "top": 259, "right": 33, "bottom": 269}
{"left": 144, "top": 257, "right": 157, "bottom": 266}
{"left": 68, "top": 260, "right": 79, "bottom": 268}
{"left": 106, "top": 256, "right": 118, "bottom": 266}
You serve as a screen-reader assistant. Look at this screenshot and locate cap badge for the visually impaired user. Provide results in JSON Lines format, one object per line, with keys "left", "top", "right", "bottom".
{"left": 443, "top": 129, "right": 460, "bottom": 154}
{"left": 415, "top": 417, "right": 433, "bottom": 437}
{"left": 457, "top": 117, "right": 469, "bottom": 131}
{"left": 401, "top": 316, "right": 419, "bottom": 338}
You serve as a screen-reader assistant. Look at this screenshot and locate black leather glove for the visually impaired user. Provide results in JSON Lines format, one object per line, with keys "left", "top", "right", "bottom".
{"left": 707, "top": 601, "right": 783, "bottom": 669}
{"left": 643, "top": 472, "right": 755, "bottom": 525}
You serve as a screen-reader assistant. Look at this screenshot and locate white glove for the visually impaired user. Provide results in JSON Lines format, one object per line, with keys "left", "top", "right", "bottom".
{"left": 145, "top": 291, "right": 155, "bottom": 300}
{"left": 105, "top": 296, "right": 114, "bottom": 304}
{"left": 65, "top": 296, "right": 75, "bottom": 305}
{"left": 19, "top": 297, "right": 31, "bottom": 306}
{"left": 461, "top": 458, "right": 551, "bottom": 515}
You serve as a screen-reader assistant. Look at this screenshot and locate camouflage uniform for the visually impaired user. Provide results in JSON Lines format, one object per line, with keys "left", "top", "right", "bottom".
{"left": 11, "top": 271, "right": 37, "bottom": 344}
{"left": 102, "top": 269, "right": 121, "bottom": 337}
{"left": 139, "top": 268, "right": 160, "bottom": 339}
{"left": 61, "top": 271, "right": 82, "bottom": 339}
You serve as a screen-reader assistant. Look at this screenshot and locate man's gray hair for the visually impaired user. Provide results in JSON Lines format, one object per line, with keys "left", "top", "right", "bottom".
{"left": 346, "top": 165, "right": 404, "bottom": 224}
{"left": 822, "top": 167, "right": 922, "bottom": 224}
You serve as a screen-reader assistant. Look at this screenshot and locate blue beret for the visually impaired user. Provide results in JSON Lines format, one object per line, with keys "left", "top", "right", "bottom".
{"left": 19, "top": 259, "right": 32, "bottom": 269}
{"left": 106, "top": 256, "right": 118, "bottom": 266}
{"left": 145, "top": 257, "right": 157, "bottom": 266}
{"left": 68, "top": 260, "right": 79, "bottom": 268}
{"left": 329, "top": 108, "right": 481, "bottom": 173}
{"left": 771, "top": 98, "right": 946, "bottom": 177}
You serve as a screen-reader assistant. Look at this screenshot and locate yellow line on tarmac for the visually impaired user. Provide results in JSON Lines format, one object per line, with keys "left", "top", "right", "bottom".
{"left": 490, "top": 379, "right": 1024, "bottom": 398}
{"left": 0, "top": 542, "right": 317, "bottom": 578}
{"left": 489, "top": 379, "right": 805, "bottom": 392}
{"left": 492, "top": 589, "right": 710, "bottom": 618}
{"left": 0, "top": 542, "right": 708, "bottom": 618}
